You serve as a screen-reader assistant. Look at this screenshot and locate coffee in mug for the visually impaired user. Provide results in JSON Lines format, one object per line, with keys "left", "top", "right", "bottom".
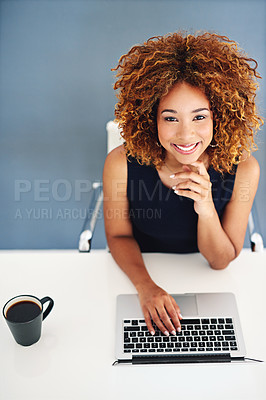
{"left": 3, "top": 294, "right": 54, "bottom": 346}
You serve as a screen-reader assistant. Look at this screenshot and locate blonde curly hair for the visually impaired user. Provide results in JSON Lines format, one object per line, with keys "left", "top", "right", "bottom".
{"left": 113, "top": 31, "right": 264, "bottom": 173}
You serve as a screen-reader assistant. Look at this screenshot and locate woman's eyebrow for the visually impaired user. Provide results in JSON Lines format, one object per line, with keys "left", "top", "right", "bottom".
{"left": 191, "top": 107, "right": 210, "bottom": 113}
{"left": 161, "top": 109, "right": 177, "bottom": 114}
{"left": 161, "top": 107, "right": 210, "bottom": 114}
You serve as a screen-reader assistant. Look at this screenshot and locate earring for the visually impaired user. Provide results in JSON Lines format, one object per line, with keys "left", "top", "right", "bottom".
{"left": 156, "top": 140, "right": 161, "bottom": 147}
{"left": 209, "top": 139, "right": 218, "bottom": 148}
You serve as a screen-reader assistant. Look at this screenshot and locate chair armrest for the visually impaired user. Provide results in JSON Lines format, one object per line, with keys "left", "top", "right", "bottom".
{"left": 248, "top": 201, "right": 264, "bottom": 252}
{"left": 78, "top": 182, "right": 103, "bottom": 252}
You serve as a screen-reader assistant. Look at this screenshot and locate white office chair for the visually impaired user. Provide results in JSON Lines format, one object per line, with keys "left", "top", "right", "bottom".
{"left": 78, "top": 121, "right": 124, "bottom": 252}
{"left": 79, "top": 121, "right": 264, "bottom": 252}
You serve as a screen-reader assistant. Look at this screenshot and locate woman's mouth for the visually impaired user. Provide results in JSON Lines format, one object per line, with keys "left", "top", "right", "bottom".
{"left": 171, "top": 142, "right": 200, "bottom": 155}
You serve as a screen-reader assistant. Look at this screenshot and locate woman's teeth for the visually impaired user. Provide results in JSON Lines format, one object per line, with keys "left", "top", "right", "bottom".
{"left": 172, "top": 142, "right": 200, "bottom": 155}
{"left": 175, "top": 143, "right": 198, "bottom": 151}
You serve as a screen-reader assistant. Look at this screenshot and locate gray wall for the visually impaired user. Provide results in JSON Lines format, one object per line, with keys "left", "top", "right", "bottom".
{"left": 0, "top": 0, "right": 265, "bottom": 249}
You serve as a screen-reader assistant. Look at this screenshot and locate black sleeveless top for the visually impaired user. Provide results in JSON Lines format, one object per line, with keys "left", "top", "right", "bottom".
{"left": 127, "top": 156, "right": 237, "bottom": 253}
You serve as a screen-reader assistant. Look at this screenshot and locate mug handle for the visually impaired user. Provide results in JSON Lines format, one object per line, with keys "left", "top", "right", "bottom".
{"left": 41, "top": 297, "right": 54, "bottom": 320}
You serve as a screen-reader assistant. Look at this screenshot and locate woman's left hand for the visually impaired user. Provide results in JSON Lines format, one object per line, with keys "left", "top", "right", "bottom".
{"left": 171, "top": 160, "right": 215, "bottom": 218}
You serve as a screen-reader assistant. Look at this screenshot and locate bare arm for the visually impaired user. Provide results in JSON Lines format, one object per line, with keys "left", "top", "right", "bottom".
{"left": 173, "top": 156, "right": 260, "bottom": 269}
{"left": 103, "top": 146, "right": 151, "bottom": 288}
{"left": 103, "top": 146, "right": 182, "bottom": 335}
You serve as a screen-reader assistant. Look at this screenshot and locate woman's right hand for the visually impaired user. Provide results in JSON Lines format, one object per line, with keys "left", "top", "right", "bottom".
{"left": 137, "top": 282, "right": 182, "bottom": 336}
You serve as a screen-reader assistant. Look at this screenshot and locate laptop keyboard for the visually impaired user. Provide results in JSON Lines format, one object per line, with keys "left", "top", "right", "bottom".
{"left": 123, "top": 318, "right": 238, "bottom": 354}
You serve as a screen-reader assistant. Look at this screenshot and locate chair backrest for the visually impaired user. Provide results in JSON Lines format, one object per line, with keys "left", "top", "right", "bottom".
{"left": 248, "top": 202, "right": 264, "bottom": 252}
{"left": 106, "top": 120, "right": 124, "bottom": 153}
{"left": 79, "top": 121, "right": 123, "bottom": 251}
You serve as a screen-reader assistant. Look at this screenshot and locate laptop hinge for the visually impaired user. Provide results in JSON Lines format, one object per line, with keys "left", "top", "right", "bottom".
{"left": 131, "top": 353, "right": 232, "bottom": 365}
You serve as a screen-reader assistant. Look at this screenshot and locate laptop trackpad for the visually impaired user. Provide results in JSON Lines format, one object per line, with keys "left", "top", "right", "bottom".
{"left": 172, "top": 294, "right": 198, "bottom": 316}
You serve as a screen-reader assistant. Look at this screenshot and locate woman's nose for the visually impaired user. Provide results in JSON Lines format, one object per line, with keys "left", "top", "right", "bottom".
{"left": 177, "top": 121, "right": 195, "bottom": 140}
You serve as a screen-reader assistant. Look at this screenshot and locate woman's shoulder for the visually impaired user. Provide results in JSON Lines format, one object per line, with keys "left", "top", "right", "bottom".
{"left": 104, "top": 145, "right": 127, "bottom": 177}
{"left": 236, "top": 154, "right": 260, "bottom": 180}
{"left": 105, "top": 144, "right": 127, "bottom": 167}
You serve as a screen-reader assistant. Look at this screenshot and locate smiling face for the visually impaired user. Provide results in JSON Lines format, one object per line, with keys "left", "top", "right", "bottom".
{"left": 157, "top": 82, "right": 213, "bottom": 167}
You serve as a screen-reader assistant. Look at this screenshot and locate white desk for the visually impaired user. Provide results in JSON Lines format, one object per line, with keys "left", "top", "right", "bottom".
{"left": 0, "top": 249, "right": 265, "bottom": 400}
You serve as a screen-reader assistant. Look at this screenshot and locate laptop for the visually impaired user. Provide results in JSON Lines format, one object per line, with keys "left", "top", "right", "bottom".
{"left": 114, "top": 292, "right": 246, "bottom": 365}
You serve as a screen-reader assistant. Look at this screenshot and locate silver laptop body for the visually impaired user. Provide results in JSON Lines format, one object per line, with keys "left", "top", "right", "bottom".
{"left": 115, "top": 292, "right": 246, "bottom": 364}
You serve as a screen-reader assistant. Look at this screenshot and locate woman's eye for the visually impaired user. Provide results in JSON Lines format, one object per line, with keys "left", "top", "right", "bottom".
{"left": 164, "top": 117, "right": 177, "bottom": 122}
{"left": 194, "top": 115, "right": 206, "bottom": 121}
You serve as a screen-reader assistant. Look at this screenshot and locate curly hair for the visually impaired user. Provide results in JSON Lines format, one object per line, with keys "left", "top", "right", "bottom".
{"left": 113, "top": 31, "right": 264, "bottom": 173}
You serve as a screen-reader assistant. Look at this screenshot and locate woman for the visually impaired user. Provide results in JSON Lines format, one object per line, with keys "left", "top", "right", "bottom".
{"left": 103, "top": 32, "right": 263, "bottom": 337}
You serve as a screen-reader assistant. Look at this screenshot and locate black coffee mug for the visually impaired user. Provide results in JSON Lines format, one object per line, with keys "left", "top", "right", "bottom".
{"left": 3, "top": 294, "right": 54, "bottom": 346}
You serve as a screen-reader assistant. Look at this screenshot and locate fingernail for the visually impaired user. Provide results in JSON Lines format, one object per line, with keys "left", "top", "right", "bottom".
{"left": 150, "top": 330, "right": 155, "bottom": 336}
{"left": 179, "top": 313, "right": 183, "bottom": 319}
{"left": 177, "top": 327, "right": 181, "bottom": 333}
{"left": 171, "top": 330, "right": 176, "bottom": 335}
{"left": 170, "top": 174, "right": 175, "bottom": 179}
{"left": 172, "top": 185, "right": 176, "bottom": 190}
{"left": 164, "top": 330, "right": 169, "bottom": 336}
{"left": 174, "top": 190, "right": 179, "bottom": 195}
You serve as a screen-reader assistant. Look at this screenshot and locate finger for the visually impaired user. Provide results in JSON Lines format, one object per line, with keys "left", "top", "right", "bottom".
{"left": 182, "top": 165, "right": 192, "bottom": 172}
{"left": 156, "top": 306, "right": 177, "bottom": 335}
{"left": 176, "top": 180, "right": 202, "bottom": 194}
{"left": 149, "top": 309, "right": 170, "bottom": 336}
{"left": 169, "top": 298, "right": 182, "bottom": 331}
{"left": 174, "top": 189, "right": 202, "bottom": 202}
{"left": 190, "top": 160, "right": 207, "bottom": 176}
{"left": 164, "top": 301, "right": 182, "bottom": 333}
{"left": 177, "top": 179, "right": 211, "bottom": 194}
{"left": 142, "top": 308, "right": 155, "bottom": 336}
{"left": 169, "top": 164, "right": 193, "bottom": 178}
{"left": 175, "top": 171, "right": 204, "bottom": 185}
{"left": 171, "top": 298, "right": 183, "bottom": 319}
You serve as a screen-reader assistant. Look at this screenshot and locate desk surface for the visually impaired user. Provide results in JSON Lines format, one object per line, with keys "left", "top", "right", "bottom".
{"left": 0, "top": 249, "right": 265, "bottom": 400}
